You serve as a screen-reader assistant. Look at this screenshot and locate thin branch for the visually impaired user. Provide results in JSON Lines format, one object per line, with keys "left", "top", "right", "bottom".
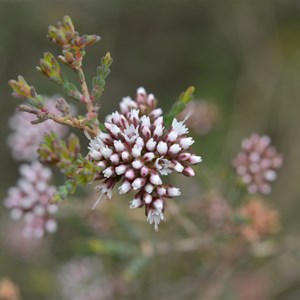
{"left": 18, "top": 105, "right": 99, "bottom": 138}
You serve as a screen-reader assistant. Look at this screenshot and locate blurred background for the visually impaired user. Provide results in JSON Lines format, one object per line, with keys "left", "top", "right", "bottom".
{"left": 1, "top": 1, "right": 300, "bottom": 299}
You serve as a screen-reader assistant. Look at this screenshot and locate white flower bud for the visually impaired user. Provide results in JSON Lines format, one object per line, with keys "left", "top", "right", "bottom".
{"left": 153, "top": 125, "right": 164, "bottom": 138}
{"left": 114, "top": 140, "right": 125, "bottom": 152}
{"left": 103, "top": 166, "right": 115, "bottom": 178}
{"left": 153, "top": 198, "right": 164, "bottom": 211}
{"left": 143, "top": 152, "right": 155, "bottom": 161}
{"left": 189, "top": 155, "right": 202, "bottom": 164}
{"left": 146, "top": 138, "right": 156, "bottom": 151}
{"left": 157, "top": 141, "right": 168, "bottom": 155}
{"left": 132, "top": 178, "right": 146, "bottom": 190}
{"left": 180, "top": 137, "right": 194, "bottom": 149}
{"left": 150, "top": 173, "right": 162, "bottom": 185}
{"left": 130, "top": 197, "right": 142, "bottom": 209}
{"left": 110, "top": 153, "right": 120, "bottom": 164}
{"left": 141, "top": 166, "right": 149, "bottom": 177}
{"left": 132, "top": 160, "right": 143, "bottom": 169}
{"left": 168, "top": 187, "right": 181, "bottom": 197}
{"left": 132, "top": 145, "right": 142, "bottom": 158}
{"left": 115, "top": 165, "right": 127, "bottom": 175}
{"left": 118, "top": 181, "right": 132, "bottom": 194}
{"left": 121, "top": 151, "right": 131, "bottom": 162}
{"left": 167, "top": 131, "right": 178, "bottom": 142}
{"left": 125, "top": 169, "right": 135, "bottom": 180}
{"left": 169, "top": 144, "right": 181, "bottom": 155}
{"left": 157, "top": 186, "right": 166, "bottom": 196}
{"left": 183, "top": 166, "right": 195, "bottom": 177}
{"left": 144, "top": 193, "right": 153, "bottom": 204}
{"left": 173, "top": 161, "right": 184, "bottom": 173}
{"left": 101, "top": 146, "right": 113, "bottom": 159}
{"left": 145, "top": 183, "right": 154, "bottom": 193}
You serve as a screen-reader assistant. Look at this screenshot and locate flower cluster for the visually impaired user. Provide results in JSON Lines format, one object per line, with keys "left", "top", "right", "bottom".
{"left": 106, "top": 87, "right": 162, "bottom": 122}
{"left": 4, "top": 162, "right": 58, "bottom": 238}
{"left": 233, "top": 133, "right": 283, "bottom": 194}
{"left": 7, "top": 96, "right": 69, "bottom": 162}
{"left": 178, "top": 100, "right": 218, "bottom": 135}
{"left": 238, "top": 198, "right": 279, "bottom": 242}
{"left": 89, "top": 88, "right": 202, "bottom": 230}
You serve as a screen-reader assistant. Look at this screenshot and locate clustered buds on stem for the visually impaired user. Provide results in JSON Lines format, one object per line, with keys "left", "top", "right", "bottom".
{"left": 233, "top": 133, "right": 283, "bottom": 194}
{"left": 5, "top": 162, "right": 58, "bottom": 238}
{"left": 89, "top": 88, "right": 202, "bottom": 230}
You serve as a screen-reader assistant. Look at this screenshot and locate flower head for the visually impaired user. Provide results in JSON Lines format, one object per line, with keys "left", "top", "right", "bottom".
{"left": 233, "top": 133, "right": 283, "bottom": 194}
{"left": 89, "top": 90, "right": 202, "bottom": 230}
{"left": 106, "top": 87, "right": 162, "bottom": 123}
{"left": 238, "top": 198, "right": 279, "bottom": 242}
{"left": 4, "top": 162, "right": 58, "bottom": 238}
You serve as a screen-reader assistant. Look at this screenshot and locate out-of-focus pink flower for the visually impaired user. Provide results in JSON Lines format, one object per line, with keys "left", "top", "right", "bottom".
{"left": 89, "top": 89, "right": 202, "bottom": 230}
{"left": 57, "top": 257, "right": 126, "bottom": 300}
{"left": 233, "top": 133, "right": 283, "bottom": 194}
{"left": 203, "top": 194, "right": 232, "bottom": 228}
{"left": 178, "top": 100, "right": 218, "bottom": 135}
{"left": 238, "top": 198, "right": 279, "bottom": 242}
{"left": 0, "top": 278, "right": 21, "bottom": 300}
{"left": 4, "top": 162, "right": 58, "bottom": 238}
{"left": 7, "top": 95, "right": 69, "bottom": 162}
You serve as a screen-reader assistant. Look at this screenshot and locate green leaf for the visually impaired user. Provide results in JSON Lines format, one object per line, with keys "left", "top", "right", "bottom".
{"left": 91, "top": 52, "right": 113, "bottom": 101}
{"left": 164, "top": 86, "right": 195, "bottom": 128}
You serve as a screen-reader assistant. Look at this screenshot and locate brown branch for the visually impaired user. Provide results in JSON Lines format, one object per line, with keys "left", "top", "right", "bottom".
{"left": 18, "top": 105, "right": 99, "bottom": 138}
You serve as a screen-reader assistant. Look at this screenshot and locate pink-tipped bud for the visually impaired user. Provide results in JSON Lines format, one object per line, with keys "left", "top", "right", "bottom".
{"left": 153, "top": 125, "right": 164, "bottom": 138}
{"left": 173, "top": 161, "right": 184, "bottom": 173}
{"left": 110, "top": 153, "right": 120, "bottom": 165}
{"left": 150, "top": 108, "right": 163, "bottom": 118}
{"left": 153, "top": 116, "right": 164, "bottom": 127}
{"left": 189, "top": 155, "right": 202, "bottom": 164}
{"left": 157, "top": 186, "right": 167, "bottom": 196}
{"left": 153, "top": 198, "right": 164, "bottom": 211}
{"left": 121, "top": 151, "right": 131, "bottom": 162}
{"left": 183, "top": 166, "right": 195, "bottom": 177}
{"left": 157, "top": 141, "right": 168, "bottom": 155}
{"left": 178, "top": 152, "right": 191, "bottom": 161}
{"left": 125, "top": 169, "right": 135, "bottom": 180}
{"left": 143, "top": 152, "right": 155, "bottom": 162}
{"left": 97, "top": 161, "right": 107, "bottom": 168}
{"left": 99, "top": 132, "right": 112, "bottom": 142}
{"left": 141, "top": 166, "right": 149, "bottom": 177}
{"left": 147, "top": 93, "right": 155, "bottom": 106}
{"left": 105, "top": 122, "right": 121, "bottom": 136}
{"left": 144, "top": 193, "right": 153, "bottom": 204}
